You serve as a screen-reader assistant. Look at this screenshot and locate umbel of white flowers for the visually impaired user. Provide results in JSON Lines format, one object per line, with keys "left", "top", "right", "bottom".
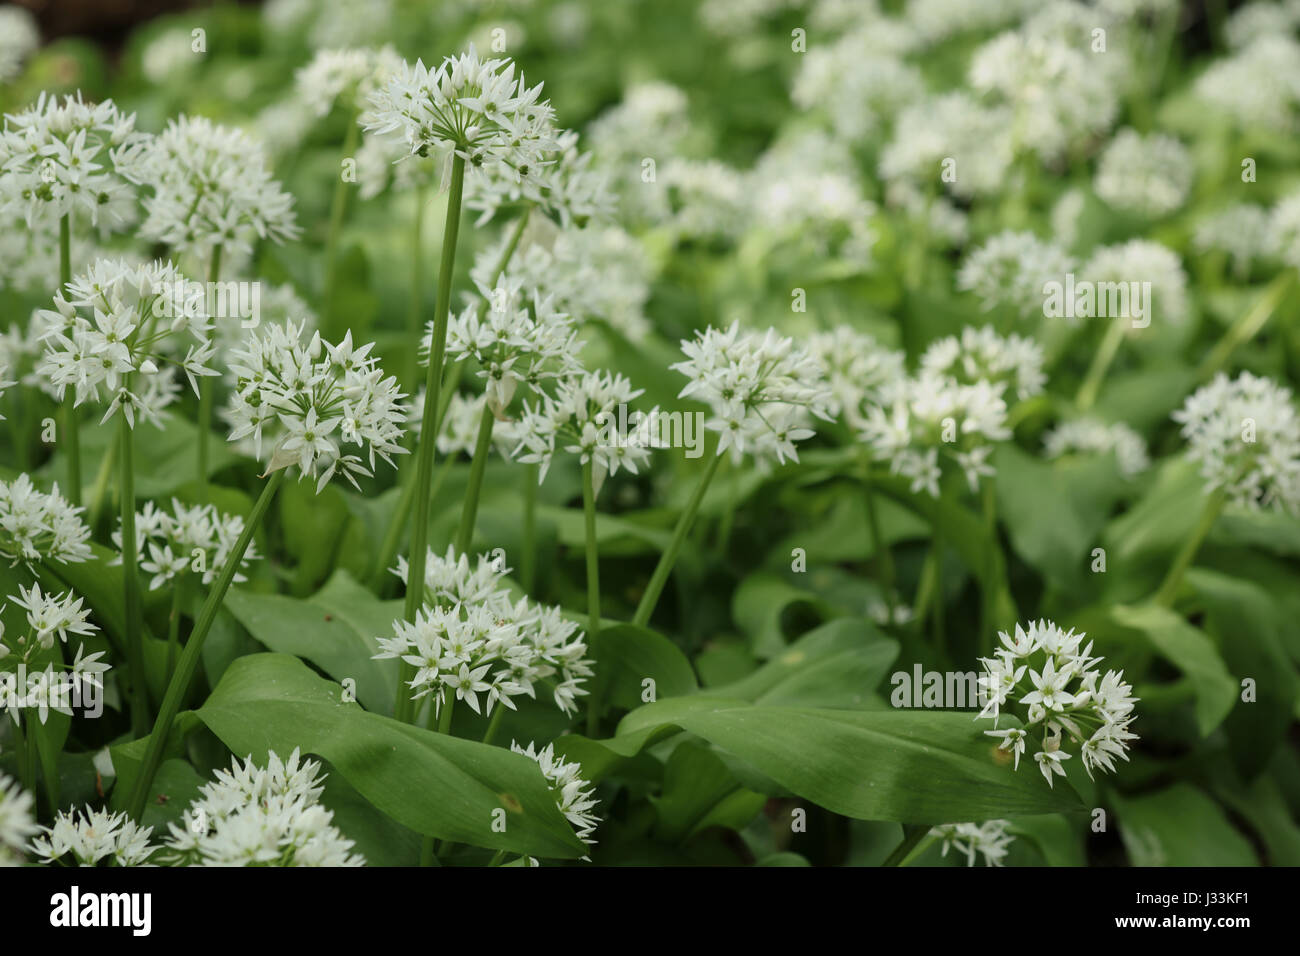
{"left": 671, "top": 322, "right": 834, "bottom": 467}
{"left": 124, "top": 114, "right": 301, "bottom": 260}
{"left": 0, "top": 92, "right": 147, "bottom": 234}
{"left": 36, "top": 258, "right": 217, "bottom": 428}
{"left": 364, "top": 45, "right": 556, "bottom": 184}
{"left": 977, "top": 619, "right": 1138, "bottom": 788}
{"left": 1173, "top": 370, "right": 1300, "bottom": 513}
{"left": 0, "top": 474, "right": 93, "bottom": 567}
{"left": 109, "top": 498, "right": 262, "bottom": 590}
{"left": 224, "top": 322, "right": 408, "bottom": 492}
{"left": 377, "top": 546, "right": 593, "bottom": 717}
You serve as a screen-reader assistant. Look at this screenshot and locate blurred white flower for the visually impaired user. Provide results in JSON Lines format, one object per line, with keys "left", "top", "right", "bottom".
{"left": 1093, "top": 128, "right": 1192, "bottom": 219}
{"left": 1043, "top": 418, "right": 1150, "bottom": 477}
{"left": 0, "top": 773, "right": 36, "bottom": 867}
{"left": 0, "top": 4, "right": 39, "bottom": 83}
{"left": 957, "top": 230, "right": 1074, "bottom": 319}
{"left": 0, "top": 474, "right": 92, "bottom": 567}
{"left": 931, "top": 820, "right": 1015, "bottom": 866}
{"left": 920, "top": 325, "right": 1046, "bottom": 401}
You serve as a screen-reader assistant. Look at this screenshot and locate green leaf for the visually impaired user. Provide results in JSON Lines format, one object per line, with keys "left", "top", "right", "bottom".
{"left": 652, "top": 741, "right": 766, "bottom": 844}
{"left": 1115, "top": 783, "right": 1256, "bottom": 866}
{"left": 195, "top": 653, "right": 587, "bottom": 858}
{"left": 223, "top": 570, "right": 399, "bottom": 716}
{"left": 605, "top": 697, "right": 1080, "bottom": 823}
{"left": 731, "top": 571, "right": 836, "bottom": 658}
{"left": 598, "top": 622, "right": 698, "bottom": 711}
{"left": 709, "top": 617, "right": 898, "bottom": 708}
{"left": 1188, "top": 570, "right": 1299, "bottom": 778}
{"left": 1110, "top": 603, "right": 1237, "bottom": 736}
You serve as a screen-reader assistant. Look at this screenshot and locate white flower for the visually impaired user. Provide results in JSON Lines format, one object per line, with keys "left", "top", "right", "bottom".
{"left": 1268, "top": 192, "right": 1300, "bottom": 270}
{"left": 365, "top": 46, "right": 556, "bottom": 185}
{"left": 920, "top": 326, "right": 1046, "bottom": 402}
{"left": 161, "top": 749, "right": 365, "bottom": 866}
{"left": 466, "top": 128, "right": 615, "bottom": 229}
{"left": 672, "top": 322, "right": 833, "bottom": 467}
{"left": 976, "top": 619, "right": 1139, "bottom": 787}
{"left": 125, "top": 115, "right": 300, "bottom": 260}
{"left": 957, "top": 230, "right": 1074, "bottom": 319}
{"left": 860, "top": 372, "right": 1011, "bottom": 497}
{"left": 806, "top": 326, "right": 906, "bottom": 429}
{"left": 224, "top": 322, "right": 408, "bottom": 491}
{"left": 434, "top": 269, "right": 582, "bottom": 415}
{"left": 931, "top": 820, "right": 1015, "bottom": 866}
{"left": 1172, "top": 371, "right": 1300, "bottom": 512}
{"left": 0, "top": 773, "right": 37, "bottom": 866}
{"left": 1043, "top": 418, "right": 1150, "bottom": 477}
{"left": 378, "top": 548, "right": 593, "bottom": 717}
{"left": 110, "top": 498, "right": 261, "bottom": 589}
{"left": 1194, "top": 204, "right": 1273, "bottom": 277}
{"left": 296, "top": 45, "right": 405, "bottom": 118}
{"left": 1094, "top": 128, "right": 1193, "bottom": 219}
{"left": 1082, "top": 239, "right": 1189, "bottom": 325}
{"left": 1193, "top": 36, "right": 1300, "bottom": 134}
{"left": 510, "top": 369, "right": 657, "bottom": 494}
{"left": 0, "top": 474, "right": 92, "bottom": 566}
{"left": 35, "top": 258, "right": 215, "bottom": 428}
{"left": 31, "top": 807, "right": 156, "bottom": 866}
{"left": 0, "top": 5, "right": 39, "bottom": 83}
{"left": 511, "top": 740, "right": 601, "bottom": 850}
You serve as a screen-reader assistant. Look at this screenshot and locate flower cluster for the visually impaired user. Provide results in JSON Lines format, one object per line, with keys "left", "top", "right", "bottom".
{"left": 379, "top": 547, "right": 593, "bottom": 717}
{"left": 0, "top": 583, "right": 98, "bottom": 667}
{"left": 111, "top": 498, "right": 261, "bottom": 590}
{"left": 31, "top": 807, "right": 156, "bottom": 866}
{"left": 224, "top": 322, "right": 408, "bottom": 491}
{"left": 161, "top": 749, "right": 365, "bottom": 866}
{"left": 435, "top": 272, "right": 582, "bottom": 415}
{"left": 1082, "top": 239, "right": 1189, "bottom": 325}
{"left": 0, "top": 773, "right": 36, "bottom": 866}
{"left": 296, "top": 45, "right": 405, "bottom": 118}
{"left": 0, "top": 92, "right": 146, "bottom": 234}
{"left": 1043, "top": 418, "right": 1150, "bottom": 477}
{"left": 35, "top": 258, "right": 216, "bottom": 427}
{"left": 126, "top": 115, "right": 300, "bottom": 260}
{"left": 511, "top": 369, "right": 658, "bottom": 493}
{"left": 672, "top": 322, "right": 833, "bottom": 466}
{"left": 978, "top": 619, "right": 1139, "bottom": 787}
{"left": 466, "top": 128, "right": 615, "bottom": 229}
{"left": 511, "top": 740, "right": 600, "bottom": 850}
{"left": 919, "top": 325, "right": 1046, "bottom": 401}
{"left": 860, "top": 373, "right": 1011, "bottom": 498}
{"left": 365, "top": 46, "right": 555, "bottom": 184}
{"left": 930, "top": 820, "right": 1015, "bottom": 867}
{"left": 1172, "top": 371, "right": 1300, "bottom": 512}
{"left": 0, "top": 474, "right": 92, "bottom": 567}
{"left": 1093, "top": 128, "right": 1193, "bottom": 219}
{"left": 806, "top": 326, "right": 906, "bottom": 429}
{"left": 957, "top": 230, "right": 1073, "bottom": 319}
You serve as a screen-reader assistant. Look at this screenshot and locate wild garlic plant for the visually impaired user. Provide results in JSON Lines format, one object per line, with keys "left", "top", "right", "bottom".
{"left": 977, "top": 620, "right": 1139, "bottom": 789}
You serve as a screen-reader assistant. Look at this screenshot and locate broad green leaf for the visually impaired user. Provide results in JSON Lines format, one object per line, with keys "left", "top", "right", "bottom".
{"left": 607, "top": 696, "right": 1080, "bottom": 823}
{"left": 195, "top": 653, "right": 587, "bottom": 858}
{"left": 1110, "top": 603, "right": 1237, "bottom": 736}
{"left": 709, "top": 617, "right": 897, "bottom": 708}
{"left": 598, "top": 622, "right": 698, "bottom": 711}
{"left": 224, "top": 570, "right": 399, "bottom": 715}
{"left": 732, "top": 571, "right": 836, "bottom": 659}
{"left": 1115, "top": 783, "right": 1256, "bottom": 866}
{"left": 652, "top": 741, "right": 765, "bottom": 844}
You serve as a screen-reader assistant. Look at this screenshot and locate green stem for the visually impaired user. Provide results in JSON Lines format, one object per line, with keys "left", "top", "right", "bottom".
{"left": 407, "top": 186, "right": 427, "bottom": 388}
{"left": 86, "top": 437, "right": 118, "bottom": 534}
{"left": 862, "top": 467, "right": 897, "bottom": 624}
{"left": 1197, "top": 271, "right": 1296, "bottom": 382}
{"left": 452, "top": 404, "right": 495, "bottom": 555}
{"left": 632, "top": 451, "right": 723, "bottom": 629}
{"left": 197, "top": 245, "right": 222, "bottom": 500}
{"left": 582, "top": 459, "right": 602, "bottom": 737}
{"left": 323, "top": 115, "right": 361, "bottom": 337}
{"left": 119, "top": 415, "right": 149, "bottom": 737}
{"left": 521, "top": 463, "right": 538, "bottom": 594}
{"left": 28, "top": 716, "right": 60, "bottom": 813}
{"left": 1076, "top": 317, "right": 1127, "bottom": 412}
{"left": 58, "top": 215, "right": 80, "bottom": 505}
{"left": 126, "top": 471, "right": 284, "bottom": 821}
{"left": 166, "top": 577, "right": 185, "bottom": 681}
{"left": 481, "top": 703, "right": 506, "bottom": 747}
{"left": 1154, "top": 489, "right": 1225, "bottom": 608}
{"left": 11, "top": 717, "right": 33, "bottom": 793}
{"left": 398, "top": 154, "right": 466, "bottom": 725}
{"left": 882, "top": 825, "right": 930, "bottom": 867}
{"left": 980, "top": 479, "right": 998, "bottom": 656}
